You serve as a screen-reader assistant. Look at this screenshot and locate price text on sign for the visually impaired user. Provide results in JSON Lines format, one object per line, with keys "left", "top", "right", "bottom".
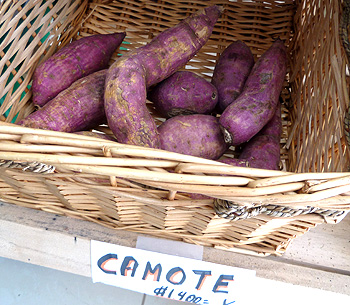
{"left": 91, "top": 240, "right": 255, "bottom": 304}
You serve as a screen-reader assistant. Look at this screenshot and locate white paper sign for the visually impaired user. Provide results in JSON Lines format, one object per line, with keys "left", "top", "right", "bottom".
{"left": 91, "top": 240, "right": 256, "bottom": 305}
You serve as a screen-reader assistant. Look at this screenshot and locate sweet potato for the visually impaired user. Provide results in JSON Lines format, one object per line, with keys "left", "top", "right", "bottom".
{"left": 219, "top": 38, "right": 287, "bottom": 146}
{"left": 104, "top": 5, "right": 223, "bottom": 148}
{"left": 32, "top": 32, "right": 126, "bottom": 107}
{"left": 158, "top": 114, "right": 229, "bottom": 160}
{"left": 256, "top": 99, "right": 282, "bottom": 139}
{"left": 18, "top": 70, "right": 107, "bottom": 132}
{"left": 220, "top": 102, "right": 282, "bottom": 170}
{"left": 211, "top": 40, "right": 254, "bottom": 112}
{"left": 148, "top": 71, "right": 218, "bottom": 117}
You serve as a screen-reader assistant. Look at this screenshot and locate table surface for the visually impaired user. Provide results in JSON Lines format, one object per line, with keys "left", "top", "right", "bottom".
{"left": 0, "top": 201, "right": 349, "bottom": 295}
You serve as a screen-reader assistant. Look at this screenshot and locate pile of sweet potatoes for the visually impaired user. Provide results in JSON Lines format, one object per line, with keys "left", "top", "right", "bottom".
{"left": 19, "top": 5, "right": 288, "bottom": 171}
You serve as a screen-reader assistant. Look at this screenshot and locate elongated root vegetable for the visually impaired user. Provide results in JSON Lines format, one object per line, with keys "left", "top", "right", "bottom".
{"left": 32, "top": 33, "right": 126, "bottom": 107}
{"left": 148, "top": 71, "right": 218, "bottom": 118}
{"left": 221, "top": 102, "right": 282, "bottom": 170}
{"left": 158, "top": 114, "right": 229, "bottom": 160}
{"left": 104, "top": 5, "right": 223, "bottom": 148}
{"left": 219, "top": 38, "right": 287, "bottom": 145}
{"left": 212, "top": 40, "right": 254, "bottom": 112}
{"left": 18, "top": 70, "right": 107, "bottom": 132}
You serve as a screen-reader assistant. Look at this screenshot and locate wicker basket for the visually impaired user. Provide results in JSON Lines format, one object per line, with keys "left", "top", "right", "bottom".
{"left": 0, "top": 0, "right": 350, "bottom": 256}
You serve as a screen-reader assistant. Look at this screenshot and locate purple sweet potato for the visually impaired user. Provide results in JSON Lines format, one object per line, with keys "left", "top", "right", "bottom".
{"left": 104, "top": 5, "right": 223, "bottom": 148}
{"left": 256, "top": 99, "right": 282, "bottom": 139}
{"left": 219, "top": 38, "right": 287, "bottom": 146}
{"left": 235, "top": 135, "right": 280, "bottom": 170}
{"left": 220, "top": 102, "right": 282, "bottom": 170}
{"left": 32, "top": 32, "right": 126, "bottom": 107}
{"left": 211, "top": 40, "right": 254, "bottom": 112}
{"left": 18, "top": 70, "right": 107, "bottom": 132}
{"left": 148, "top": 71, "right": 218, "bottom": 118}
{"left": 158, "top": 114, "right": 229, "bottom": 160}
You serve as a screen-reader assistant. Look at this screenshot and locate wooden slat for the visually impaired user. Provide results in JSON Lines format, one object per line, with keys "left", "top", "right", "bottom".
{"left": 0, "top": 201, "right": 349, "bottom": 295}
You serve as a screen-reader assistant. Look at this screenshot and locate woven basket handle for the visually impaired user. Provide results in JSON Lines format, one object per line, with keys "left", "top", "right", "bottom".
{"left": 0, "top": 160, "right": 55, "bottom": 174}
{"left": 213, "top": 198, "right": 347, "bottom": 223}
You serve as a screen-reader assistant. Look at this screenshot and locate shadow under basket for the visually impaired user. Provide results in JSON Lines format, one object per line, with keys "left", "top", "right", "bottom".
{"left": 1, "top": 0, "right": 350, "bottom": 256}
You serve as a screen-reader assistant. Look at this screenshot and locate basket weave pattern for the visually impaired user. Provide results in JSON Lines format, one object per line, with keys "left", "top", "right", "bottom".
{"left": 0, "top": 0, "right": 349, "bottom": 256}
